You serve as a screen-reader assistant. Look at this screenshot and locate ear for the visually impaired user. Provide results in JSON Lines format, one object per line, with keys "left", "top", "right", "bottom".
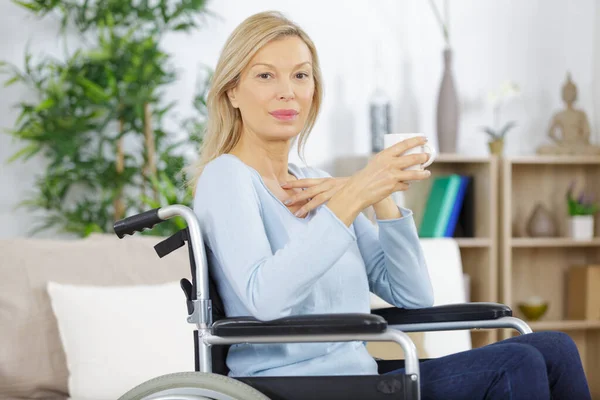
{"left": 227, "top": 87, "right": 239, "bottom": 109}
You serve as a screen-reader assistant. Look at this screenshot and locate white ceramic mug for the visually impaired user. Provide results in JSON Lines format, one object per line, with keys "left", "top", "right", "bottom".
{"left": 383, "top": 133, "right": 436, "bottom": 170}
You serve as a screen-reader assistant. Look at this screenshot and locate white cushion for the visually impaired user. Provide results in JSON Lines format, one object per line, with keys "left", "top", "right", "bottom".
{"left": 419, "top": 238, "right": 472, "bottom": 357}
{"left": 47, "top": 281, "right": 195, "bottom": 400}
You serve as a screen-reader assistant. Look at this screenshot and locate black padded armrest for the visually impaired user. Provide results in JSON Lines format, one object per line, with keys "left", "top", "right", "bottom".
{"left": 372, "top": 302, "right": 512, "bottom": 325}
{"left": 212, "top": 313, "right": 387, "bottom": 337}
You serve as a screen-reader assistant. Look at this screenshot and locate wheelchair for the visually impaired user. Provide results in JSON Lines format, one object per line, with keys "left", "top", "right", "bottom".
{"left": 113, "top": 204, "right": 533, "bottom": 400}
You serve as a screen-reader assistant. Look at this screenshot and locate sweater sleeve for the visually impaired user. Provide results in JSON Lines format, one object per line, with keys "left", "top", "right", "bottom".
{"left": 306, "top": 165, "right": 433, "bottom": 308}
{"left": 353, "top": 210, "right": 434, "bottom": 309}
{"left": 193, "top": 158, "right": 357, "bottom": 321}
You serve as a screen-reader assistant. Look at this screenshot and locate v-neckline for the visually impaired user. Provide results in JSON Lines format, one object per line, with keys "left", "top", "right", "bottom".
{"left": 221, "top": 153, "right": 314, "bottom": 221}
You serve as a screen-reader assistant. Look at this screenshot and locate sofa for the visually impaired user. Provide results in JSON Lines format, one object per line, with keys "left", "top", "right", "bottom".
{"left": 0, "top": 234, "right": 191, "bottom": 399}
{"left": 0, "top": 233, "right": 464, "bottom": 399}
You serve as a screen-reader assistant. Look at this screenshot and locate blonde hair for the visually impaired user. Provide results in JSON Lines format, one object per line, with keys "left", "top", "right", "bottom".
{"left": 186, "top": 11, "right": 323, "bottom": 192}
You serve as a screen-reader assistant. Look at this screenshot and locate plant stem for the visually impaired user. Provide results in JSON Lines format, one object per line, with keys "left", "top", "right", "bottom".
{"left": 143, "top": 102, "right": 158, "bottom": 202}
{"left": 444, "top": 0, "right": 449, "bottom": 39}
{"left": 113, "top": 118, "right": 125, "bottom": 221}
{"left": 428, "top": 0, "right": 450, "bottom": 46}
{"left": 493, "top": 104, "right": 499, "bottom": 133}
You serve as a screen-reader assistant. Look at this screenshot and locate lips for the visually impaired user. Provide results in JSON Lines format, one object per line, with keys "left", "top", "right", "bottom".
{"left": 270, "top": 109, "right": 299, "bottom": 121}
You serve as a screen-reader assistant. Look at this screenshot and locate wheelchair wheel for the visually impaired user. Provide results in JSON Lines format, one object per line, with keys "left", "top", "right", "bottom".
{"left": 118, "top": 371, "right": 271, "bottom": 400}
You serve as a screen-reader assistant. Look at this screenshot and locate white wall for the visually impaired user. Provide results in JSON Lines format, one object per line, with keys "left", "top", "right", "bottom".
{"left": 0, "top": 4, "right": 74, "bottom": 238}
{"left": 1, "top": 0, "right": 599, "bottom": 237}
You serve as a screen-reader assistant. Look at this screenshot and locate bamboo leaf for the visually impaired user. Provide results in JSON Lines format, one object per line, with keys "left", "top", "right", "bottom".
{"left": 173, "top": 22, "right": 193, "bottom": 31}
{"left": 83, "top": 223, "right": 103, "bottom": 237}
{"left": 3, "top": 75, "right": 22, "bottom": 87}
{"left": 140, "top": 194, "right": 160, "bottom": 209}
{"left": 76, "top": 76, "right": 109, "bottom": 102}
{"left": 7, "top": 143, "right": 42, "bottom": 163}
{"left": 85, "top": 49, "right": 111, "bottom": 61}
{"left": 12, "top": 0, "right": 42, "bottom": 12}
{"left": 35, "top": 97, "right": 55, "bottom": 111}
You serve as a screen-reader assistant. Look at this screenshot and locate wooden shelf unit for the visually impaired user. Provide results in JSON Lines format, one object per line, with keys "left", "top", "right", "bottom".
{"left": 455, "top": 238, "right": 492, "bottom": 248}
{"left": 529, "top": 320, "right": 600, "bottom": 331}
{"left": 500, "top": 155, "right": 600, "bottom": 395}
{"left": 421, "top": 154, "right": 500, "bottom": 349}
{"left": 511, "top": 237, "right": 600, "bottom": 248}
{"left": 336, "top": 153, "right": 600, "bottom": 390}
{"left": 334, "top": 154, "right": 500, "bottom": 350}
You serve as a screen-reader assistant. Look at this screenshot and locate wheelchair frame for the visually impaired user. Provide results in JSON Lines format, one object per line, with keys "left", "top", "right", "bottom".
{"left": 114, "top": 204, "right": 533, "bottom": 400}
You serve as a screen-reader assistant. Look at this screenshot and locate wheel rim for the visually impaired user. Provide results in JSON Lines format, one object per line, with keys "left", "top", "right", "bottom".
{"left": 143, "top": 387, "right": 239, "bottom": 400}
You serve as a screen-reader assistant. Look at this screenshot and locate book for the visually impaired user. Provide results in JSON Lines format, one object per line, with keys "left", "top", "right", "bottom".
{"left": 454, "top": 175, "right": 475, "bottom": 238}
{"left": 444, "top": 176, "right": 471, "bottom": 237}
{"left": 419, "top": 175, "right": 464, "bottom": 237}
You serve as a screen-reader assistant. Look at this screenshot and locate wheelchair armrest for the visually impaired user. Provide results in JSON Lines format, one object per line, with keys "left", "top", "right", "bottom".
{"left": 371, "top": 302, "right": 512, "bottom": 325}
{"left": 211, "top": 313, "right": 387, "bottom": 337}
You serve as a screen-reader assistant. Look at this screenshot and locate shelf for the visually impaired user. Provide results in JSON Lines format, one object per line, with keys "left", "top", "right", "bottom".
{"left": 339, "top": 153, "right": 495, "bottom": 164}
{"left": 436, "top": 153, "right": 494, "bottom": 163}
{"left": 507, "top": 155, "right": 600, "bottom": 165}
{"left": 454, "top": 238, "right": 491, "bottom": 248}
{"left": 511, "top": 237, "right": 600, "bottom": 248}
{"left": 528, "top": 320, "right": 600, "bottom": 331}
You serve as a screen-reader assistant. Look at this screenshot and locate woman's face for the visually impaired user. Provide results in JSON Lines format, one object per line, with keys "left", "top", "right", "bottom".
{"left": 228, "top": 35, "right": 315, "bottom": 142}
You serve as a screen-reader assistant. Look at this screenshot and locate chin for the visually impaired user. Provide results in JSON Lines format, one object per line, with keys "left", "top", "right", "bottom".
{"left": 269, "top": 124, "right": 302, "bottom": 140}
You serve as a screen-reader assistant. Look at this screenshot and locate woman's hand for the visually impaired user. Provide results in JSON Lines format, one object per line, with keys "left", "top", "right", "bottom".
{"left": 338, "top": 136, "right": 432, "bottom": 212}
{"left": 284, "top": 136, "right": 431, "bottom": 225}
{"left": 280, "top": 177, "right": 349, "bottom": 218}
{"left": 282, "top": 176, "right": 405, "bottom": 220}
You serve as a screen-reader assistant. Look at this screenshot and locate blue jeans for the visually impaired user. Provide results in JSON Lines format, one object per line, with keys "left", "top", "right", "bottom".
{"left": 386, "top": 331, "right": 591, "bottom": 399}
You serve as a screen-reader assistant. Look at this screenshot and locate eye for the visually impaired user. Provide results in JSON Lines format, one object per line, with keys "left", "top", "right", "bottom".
{"left": 257, "top": 73, "right": 272, "bottom": 79}
{"left": 296, "top": 72, "right": 310, "bottom": 79}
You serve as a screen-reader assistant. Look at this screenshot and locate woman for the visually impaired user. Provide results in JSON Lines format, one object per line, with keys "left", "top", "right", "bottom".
{"left": 190, "top": 10, "right": 591, "bottom": 399}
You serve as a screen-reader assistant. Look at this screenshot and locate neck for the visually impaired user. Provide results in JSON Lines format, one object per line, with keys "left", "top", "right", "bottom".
{"left": 229, "top": 125, "right": 293, "bottom": 183}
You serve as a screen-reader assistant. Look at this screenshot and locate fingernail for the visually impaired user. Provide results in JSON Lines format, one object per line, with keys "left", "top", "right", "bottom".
{"left": 425, "top": 170, "right": 431, "bottom": 176}
{"left": 294, "top": 210, "right": 303, "bottom": 217}
{"left": 284, "top": 199, "right": 292, "bottom": 205}
{"left": 280, "top": 183, "right": 290, "bottom": 188}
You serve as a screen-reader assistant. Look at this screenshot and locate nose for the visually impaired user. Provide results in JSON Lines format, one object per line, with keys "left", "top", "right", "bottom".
{"left": 277, "top": 78, "right": 294, "bottom": 101}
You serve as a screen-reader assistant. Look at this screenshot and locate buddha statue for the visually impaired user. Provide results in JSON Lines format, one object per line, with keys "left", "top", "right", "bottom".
{"left": 537, "top": 73, "right": 600, "bottom": 155}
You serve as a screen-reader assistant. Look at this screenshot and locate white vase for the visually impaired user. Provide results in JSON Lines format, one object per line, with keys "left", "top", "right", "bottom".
{"left": 568, "top": 215, "right": 594, "bottom": 240}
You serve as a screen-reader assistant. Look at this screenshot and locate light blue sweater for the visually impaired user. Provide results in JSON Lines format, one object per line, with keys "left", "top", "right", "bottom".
{"left": 192, "top": 153, "right": 434, "bottom": 377}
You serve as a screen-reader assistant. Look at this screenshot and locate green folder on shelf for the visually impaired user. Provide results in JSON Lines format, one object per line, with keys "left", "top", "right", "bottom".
{"left": 419, "top": 174, "right": 464, "bottom": 237}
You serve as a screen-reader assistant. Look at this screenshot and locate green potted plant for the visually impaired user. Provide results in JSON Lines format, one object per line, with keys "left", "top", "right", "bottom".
{"left": 566, "top": 181, "right": 599, "bottom": 240}
{"left": 1, "top": 0, "right": 211, "bottom": 237}
{"left": 481, "top": 80, "right": 520, "bottom": 155}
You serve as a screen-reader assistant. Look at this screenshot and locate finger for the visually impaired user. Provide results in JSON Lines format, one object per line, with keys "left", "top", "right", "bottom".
{"left": 294, "top": 192, "right": 331, "bottom": 218}
{"left": 281, "top": 178, "right": 327, "bottom": 189}
{"left": 393, "top": 182, "right": 411, "bottom": 192}
{"left": 284, "top": 179, "right": 337, "bottom": 205}
{"left": 394, "top": 169, "right": 432, "bottom": 182}
{"left": 393, "top": 152, "right": 430, "bottom": 170}
{"left": 385, "top": 136, "right": 427, "bottom": 156}
{"left": 284, "top": 185, "right": 323, "bottom": 205}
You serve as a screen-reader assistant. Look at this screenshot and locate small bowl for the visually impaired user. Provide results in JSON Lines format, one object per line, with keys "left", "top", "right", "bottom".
{"left": 518, "top": 302, "right": 549, "bottom": 321}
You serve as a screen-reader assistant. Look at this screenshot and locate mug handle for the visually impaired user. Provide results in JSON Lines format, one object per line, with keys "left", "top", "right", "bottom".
{"left": 422, "top": 143, "right": 436, "bottom": 168}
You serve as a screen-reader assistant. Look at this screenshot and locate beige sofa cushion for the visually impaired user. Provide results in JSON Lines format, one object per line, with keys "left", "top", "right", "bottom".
{"left": 0, "top": 234, "right": 189, "bottom": 399}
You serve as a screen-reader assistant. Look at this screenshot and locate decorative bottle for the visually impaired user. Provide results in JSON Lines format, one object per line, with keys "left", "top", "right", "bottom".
{"left": 369, "top": 45, "right": 391, "bottom": 153}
